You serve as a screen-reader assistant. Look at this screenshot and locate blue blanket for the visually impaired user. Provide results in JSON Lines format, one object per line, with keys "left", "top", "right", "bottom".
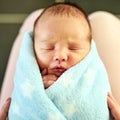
{"left": 8, "top": 31, "right": 111, "bottom": 120}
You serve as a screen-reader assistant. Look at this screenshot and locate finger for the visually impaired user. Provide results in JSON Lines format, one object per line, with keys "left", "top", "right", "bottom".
{"left": 107, "top": 93, "right": 120, "bottom": 119}
{"left": 43, "top": 80, "right": 55, "bottom": 89}
{"left": 0, "top": 98, "right": 11, "bottom": 120}
{"left": 42, "top": 74, "right": 57, "bottom": 89}
{"left": 108, "top": 92, "right": 116, "bottom": 102}
{"left": 107, "top": 94, "right": 115, "bottom": 109}
{"left": 42, "top": 74, "right": 58, "bottom": 82}
{"left": 41, "top": 68, "right": 48, "bottom": 75}
{"left": 42, "top": 74, "right": 58, "bottom": 89}
{"left": 107, "top": 93, "right": 119, "bottom": 109}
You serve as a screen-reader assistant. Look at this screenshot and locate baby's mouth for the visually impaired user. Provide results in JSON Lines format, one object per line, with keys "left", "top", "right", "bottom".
{"left": 52, "top": 67, "right": 67, "bottom": 75}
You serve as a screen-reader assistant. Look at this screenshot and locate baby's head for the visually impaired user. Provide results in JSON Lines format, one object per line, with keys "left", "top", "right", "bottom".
{"left": 33, "top": 3, "right": 92, "bottom": 77}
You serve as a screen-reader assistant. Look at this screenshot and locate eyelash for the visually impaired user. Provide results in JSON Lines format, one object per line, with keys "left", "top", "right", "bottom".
{"left": 41, "top": 46, "right": 80, "bottom": 51}
{"left": 44, "top": 47, "right": 54, "bottom": 50}
{"left": 43, "top": 48, "right": 79, "bottom": 50}
{"left": 69, "top": 47, "right": 79, "bottom": 50}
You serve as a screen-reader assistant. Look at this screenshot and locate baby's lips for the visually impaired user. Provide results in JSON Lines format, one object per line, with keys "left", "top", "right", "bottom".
{"left": 52, "top": 66, "right": 66, "bottom": 73}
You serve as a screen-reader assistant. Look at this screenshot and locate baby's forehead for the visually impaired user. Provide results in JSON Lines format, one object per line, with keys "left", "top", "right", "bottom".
{"left": 34, "top": 15, "right": 90, "bottom": 40}
{"left": 34, "top": 3, "right": 92, "bottom": 40}
{"left": 35, "top": 15, "right": 89, "bottom": 33}
{"left": 34, "top": 3, "right": 89, "bottom": 28}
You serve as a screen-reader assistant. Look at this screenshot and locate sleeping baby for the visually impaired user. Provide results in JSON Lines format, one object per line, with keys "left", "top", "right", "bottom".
{"left": 33, "top": 2, "right": 91, "bottom": 89}
{"left": 8, "top": 2, "right": 112, "bottom": 120}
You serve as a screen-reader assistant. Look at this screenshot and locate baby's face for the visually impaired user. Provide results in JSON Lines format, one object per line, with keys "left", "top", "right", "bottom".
{"left": 34, "top": 16, "right": 91, "bottom": 77}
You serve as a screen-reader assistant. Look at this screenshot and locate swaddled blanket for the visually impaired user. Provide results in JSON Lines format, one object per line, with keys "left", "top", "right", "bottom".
{"left": 8, "top": 31, "right": 111, "bottom": 120}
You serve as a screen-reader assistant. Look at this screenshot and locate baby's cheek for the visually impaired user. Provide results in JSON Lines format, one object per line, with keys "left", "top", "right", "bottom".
{"left": 37, "top": 56, "right": 51, "bottom": 69}
{"left": 69, "top": 56, "right": 81, "bottom": 66}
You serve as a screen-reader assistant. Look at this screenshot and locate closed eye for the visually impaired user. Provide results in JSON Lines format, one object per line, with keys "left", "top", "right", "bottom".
{"left": 41, "top": 47, "right": 54, "bottom": 50}
{"left": 46, "top": 48, "right": 54, "bottom": 50}
{"left": 68, "top": 43, "right": 82, "bottom": 50}
{"left": 39, "top": 44, "right": 54, "bottom": 50}
{"left": 69, "top": 47, "right": 80, "bottom": 50}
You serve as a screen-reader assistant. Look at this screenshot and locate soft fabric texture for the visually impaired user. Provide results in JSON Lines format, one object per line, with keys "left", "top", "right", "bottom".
{"left": 8, "top": 31, "right": 111, "bottom": 120}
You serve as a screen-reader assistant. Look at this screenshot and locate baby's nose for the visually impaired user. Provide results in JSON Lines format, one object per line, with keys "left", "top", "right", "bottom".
{"left": 53, "top": 49, "right": 68, "bottom": 62}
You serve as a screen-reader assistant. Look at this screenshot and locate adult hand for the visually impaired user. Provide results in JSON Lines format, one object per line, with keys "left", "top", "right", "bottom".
{"left": 42, "top": 68, "right": 58, "bottom": 89}
{"left": 107, "top": 92, "right": 120, "bottom": 120}
{"left": 0, "top": 98, "right": 11, "bottom": 120}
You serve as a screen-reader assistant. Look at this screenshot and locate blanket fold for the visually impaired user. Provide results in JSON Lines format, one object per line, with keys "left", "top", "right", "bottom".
{"left": 8, "top": 31, "right": 111, "bottom": 120}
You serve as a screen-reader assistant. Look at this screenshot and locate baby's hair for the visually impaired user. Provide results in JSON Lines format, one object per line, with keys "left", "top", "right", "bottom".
{"left": 33, "top": 2, "right": 92, "bottom": 40}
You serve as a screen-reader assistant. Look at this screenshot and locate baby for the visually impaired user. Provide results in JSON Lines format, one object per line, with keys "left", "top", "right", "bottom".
{"left": 8, "top": 2, "right": 111, "bottom": 120}
{"left": 33, "top": 3, "right": 91, "bottom": 89}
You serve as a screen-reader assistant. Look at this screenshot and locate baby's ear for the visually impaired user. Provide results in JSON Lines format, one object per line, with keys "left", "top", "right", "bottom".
{"left": 41, "top": 68, "right": 48, "bottom": 75}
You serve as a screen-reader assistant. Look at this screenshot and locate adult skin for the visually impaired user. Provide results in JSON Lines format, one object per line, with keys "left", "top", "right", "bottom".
{"left": 0, "top": 98, "right": 11, "bottom": 120}
{"left": 107, "top": 93, "right": 120, "bottom": 120}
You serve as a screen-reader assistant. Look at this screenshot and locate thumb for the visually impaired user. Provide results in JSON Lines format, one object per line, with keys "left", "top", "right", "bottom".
{"left": 41, "top": 68, "right": 48, "bottom": 75}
